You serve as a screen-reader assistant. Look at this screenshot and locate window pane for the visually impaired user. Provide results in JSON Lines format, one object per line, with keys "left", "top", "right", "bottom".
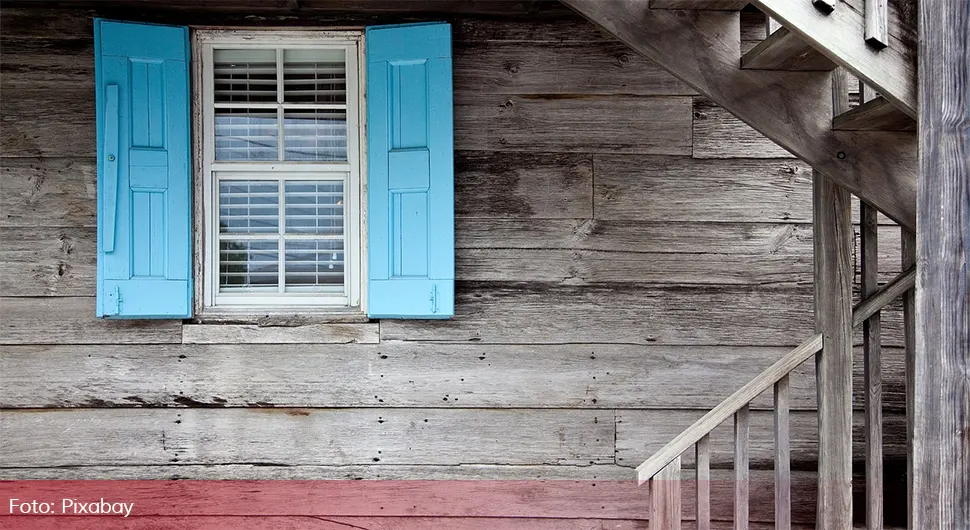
{"left": 284, "top": 181, "right": 343, "bottom": 235}
{"left": 283, "top": 109, "right": 347, "bottom": 161}
{"left": 285, "top": 239, "right": 344, "bottom": 291}
{"left": 283, "top": 48, "right": 346, "bottom": 104}
{"left": 213, "top": 49, "right": 277, "bottom": 103}
{"left": 220, "top": 240, "right": 279, "bottom": 291}
{"left": 219, "top": 180, "right": 279, "bottom": 234}
{"left": 215, "top": 108, "right": 279, "bottom": 161}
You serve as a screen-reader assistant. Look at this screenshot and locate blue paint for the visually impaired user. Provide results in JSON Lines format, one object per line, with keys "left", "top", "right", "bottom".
{"left": 367, "top": 23, "right": 454, "bottom": 319}
{"left": 95, "top": 19, "right": 191, "bottom": 318}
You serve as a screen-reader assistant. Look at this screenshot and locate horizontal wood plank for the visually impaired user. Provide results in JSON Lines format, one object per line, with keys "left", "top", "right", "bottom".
{"left": 182, "top": 323, "right": 379, "bottom": 344}
{"left": 593, "top": 155, "right": 812, "bottom": 222}
{"left": 0, "top": 88, "right": 94, "bottom": 158}
{"left": 0, "top": 157, "right": 96, "bottom": 227}
{"left": 456, "top": 94, "right": 693, "bottom": 154}
{"left": 0, "top": 296, "right": 182, "bottom": 344}
{"left": 383, "top": 282, "right": 817, "bottom": 345}
{"left": 0, "top": 343, "right": 906, "bottom": 411}
{"left": 0, "top": 408, "right": 614, "bottom": 467}
{"left": 0, "top": 226, "right": 96, "bottom": 296}
{"left": 454, "top": 40, "right": 694, "bottom": 95}
{"left": 692, "top": 98, "right": 797, "bottom": 159}
{"left": 455, "top": 151, "right": 593, "bottom": 219}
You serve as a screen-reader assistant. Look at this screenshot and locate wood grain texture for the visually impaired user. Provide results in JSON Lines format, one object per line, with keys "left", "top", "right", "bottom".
{"left": 0, "top": 89, "right": 94, "bottom": 157}
{"left": 456, "top": 93, "right": 693, "bottom": 155}
{"left": 650, "top": 456, "right": 682, "bottom": 530}
{"left": 832, "top": 96, "right": 916, "bottom": 131}
{"left": 455, "top": 151, "right": 593, "bottom": 219}
{"left": 692, "top": 98, "right": 796, "bottom": 159}
{"left": 733, "top": 405, "right": 750, "bottom": 530}
{"left": 900, "top": 227, "right": 916, "bottom": 529}
{"left": 0, "top": 296, "right": 181, "bottom": 345}
{"left": 696, "top": 435, "right": 711, "bottom": 530}
{"left": 0, "top": 343, "right": 906, "bottom": 411}
{"left": 182, "top": 323, "right": 379, "bottom": 344}
{"left": 774, "top": 375, "right": 792, "bottom": 530}
{"left": 0, "top": 226, "right": 95, "bottom": 296}
{"left": 860, "top": 202, "right": 884, "bottom": 530}
{"left": 594, "top": 155, "right": 811, "bottom": 222}
{"left": 0, "top": 408, "right": 614, "bottom": 467}
{"left": 750, "top": 0, "right": 916, "bottom": 116}
{"left": 913, "top": 0, "right": 970, "bottom": 528}
{"left": 741, "top": 28, "right": 838, "bottom": 71}
{"left": 563, "top": 0, "right": 917, "bottom": 229}
{"left": 454, "top": 40, "right": 695, "bottom": 96}
{"left": 382, "top": 282, "right": 816, "bottom": 346}
{"left": 0, "top": 157, "right": 96, "bottom": 227}
{"left": 813, "top": 172, "right": 854, "bottom": 530}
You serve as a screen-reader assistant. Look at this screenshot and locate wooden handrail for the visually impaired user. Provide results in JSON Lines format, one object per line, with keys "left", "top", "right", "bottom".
{"left": 853, "top": 266, "right": 916, "bottom": 327}
{"left": 636, "top": 333, "right": 822, "bottom": 484}
{"left": 636, "top": 265, "right": 916, "bottom": 484}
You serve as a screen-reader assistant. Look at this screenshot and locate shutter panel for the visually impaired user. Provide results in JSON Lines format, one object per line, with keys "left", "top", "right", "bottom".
{"left": 95, "top": 20, "right": 192, "bottom": 318}
{"left": 366, "top": 23, "right": 454, "bottom": 319}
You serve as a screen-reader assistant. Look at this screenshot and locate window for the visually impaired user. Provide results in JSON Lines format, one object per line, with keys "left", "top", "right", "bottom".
{"left": 95, "top": 20, "right": 454, "bottom": 320}
{"left": 198, "top": 31, "right": 364, "bottom": 312}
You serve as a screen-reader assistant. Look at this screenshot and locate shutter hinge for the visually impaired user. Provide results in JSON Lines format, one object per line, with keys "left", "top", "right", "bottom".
{"left": 106, "top": 286, "right": 122, "bottom": 316}
{"left": 429, "top": 285, "right": 439, "bottom": 314}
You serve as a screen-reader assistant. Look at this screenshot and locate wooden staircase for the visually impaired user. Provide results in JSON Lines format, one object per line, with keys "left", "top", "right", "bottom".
{"left": 562, "top": 0, "right": 917, "bottom": 230}
{"left": 559, "top": 1, "right": 921, "bottom": 529}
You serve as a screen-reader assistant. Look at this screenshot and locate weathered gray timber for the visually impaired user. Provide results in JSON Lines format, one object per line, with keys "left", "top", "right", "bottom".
{"left": 814, "top": 170, "right": 854, "bottom": 530}
{"left": 691, "top": 99, "right": 796, "bottom": 159}
{"left": 0, "top": 5, "right": 914, "bottom": 527}
{"left": 564, "top": 0, "right": 918, "bottom": 229}
{"left": 913, "top": 0, "right": 970, "bottom": 528}
{"left": 832, "top": 96, "right": 916, "bottom": 132}
{"left": 0, "top": 344, "right": 906, "bottom": 411}
{"left": 741, "top": 28, "right": 837, "bottom": 71}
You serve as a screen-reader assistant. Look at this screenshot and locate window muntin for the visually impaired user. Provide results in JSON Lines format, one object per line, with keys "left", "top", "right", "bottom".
{"left": 200, "top": 32, "right": 362, "bottom": 311}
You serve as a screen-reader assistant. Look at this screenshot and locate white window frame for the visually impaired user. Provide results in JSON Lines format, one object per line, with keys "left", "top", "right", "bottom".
{"left": 195, "top": 29, "right": 366, "bottom": 315}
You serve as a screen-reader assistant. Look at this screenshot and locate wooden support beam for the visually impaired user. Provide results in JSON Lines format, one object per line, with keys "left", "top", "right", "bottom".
{"left": 648, "top": 0, "right": 749, "bottom": 9}
{"left": 901, "top": 229, "right": 916, "bottom": 530}
{"left": 562, "top": 0, "right": 917, "bottom": 229}
{"left": 832, "top": 96, "right": 916, "bottom": 132}
{"left": 750, "top": 0, "right": 917, "bottom": 117}
{"left": 913, "top": 1, "right": 970, "bottom": 528}
{"left": 813, "top": 170, "right": 854, "bottom": 530}
{"left": 865, "top": 0, "right": 889, "bottom": 49}
{"left": 742, "top": 27, "right": 837, "bottom": 71}
{"left": 861, "top": 202, "right": 883, "bottom": 530}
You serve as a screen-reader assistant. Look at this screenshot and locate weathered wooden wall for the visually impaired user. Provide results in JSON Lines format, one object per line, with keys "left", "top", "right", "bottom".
{"left": 0, "top": 2, "right": 907, "bottom": 527}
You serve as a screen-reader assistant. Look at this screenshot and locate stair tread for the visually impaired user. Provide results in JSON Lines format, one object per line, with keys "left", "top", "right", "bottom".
{"left": 833, "top": 96, "right": 917, "bottom": 131}
{"left": 742, "top": 27, "right": 838, "bottom": 71}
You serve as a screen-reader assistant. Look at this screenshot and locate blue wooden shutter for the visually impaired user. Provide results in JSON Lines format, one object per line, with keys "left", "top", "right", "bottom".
{"left": 95, "top": 20, "right": 192, "bottom": 318}
{"left": 366, "top": 23, "right": 454, "bottom": 319}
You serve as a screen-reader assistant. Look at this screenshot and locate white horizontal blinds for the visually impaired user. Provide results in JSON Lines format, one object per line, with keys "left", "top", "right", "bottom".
{"left": 212, "top": 47, "right": 348, "bottom": 162}
{"left": 218, "top": 180, "right": 280, "bottom": 291}
{"left": 216, "top": 178, "right": 346, "bottom": 294}
{"left": 284, "top": 181, "right": 345, "bottom": 291}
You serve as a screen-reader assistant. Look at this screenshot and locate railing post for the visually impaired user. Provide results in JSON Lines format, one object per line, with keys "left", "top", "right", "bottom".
{"left": 861, "top": 202, "right": 883, "bottom": 530}
{"left": 650, "top": 456, "right": 682, "bottom": 530}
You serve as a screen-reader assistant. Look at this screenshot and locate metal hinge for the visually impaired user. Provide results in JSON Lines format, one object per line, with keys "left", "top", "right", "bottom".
{"left": 429, "top": 284, "right": 439, "bottom": 314}
{"left": 105, "top": 286, "right": 122, "bottom": 316}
